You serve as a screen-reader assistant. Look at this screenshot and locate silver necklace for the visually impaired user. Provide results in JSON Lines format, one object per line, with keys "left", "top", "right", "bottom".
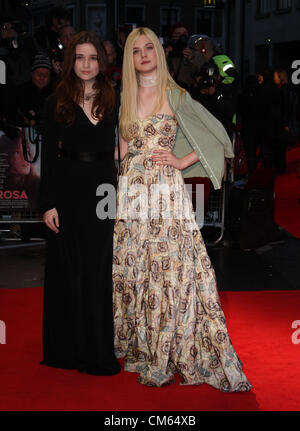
{"left": 83, "top": 92, "right": 96, "bottom": 102}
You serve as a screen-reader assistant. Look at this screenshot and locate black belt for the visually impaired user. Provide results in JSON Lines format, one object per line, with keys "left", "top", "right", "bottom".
{"left": 59, "top": 149, "right": 114, "bottom": 162}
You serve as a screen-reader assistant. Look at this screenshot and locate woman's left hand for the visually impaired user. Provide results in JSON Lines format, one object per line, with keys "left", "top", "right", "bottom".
{"left": 152, "top": 150, "right": 183, "bottom": 170}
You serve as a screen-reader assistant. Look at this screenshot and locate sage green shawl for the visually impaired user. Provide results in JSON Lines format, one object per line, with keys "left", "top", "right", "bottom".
{"left": 167, "top": 87, "right": 234, "bottom": 190}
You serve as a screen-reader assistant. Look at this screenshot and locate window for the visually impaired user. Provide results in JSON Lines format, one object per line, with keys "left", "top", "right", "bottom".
{"left": 195, "top": 8, "right": 212, "bottom": 35}
{"left": 86, "top": 4, "right": 106, "bottom": 38}
{"left": 160, "top": 7, "right": 180, "bottom": 37}
{"left": 256, "top": 0, "right": 270, "bottom": 16}
{"left": 126, "top": 5, "right": 145, "bottom": 25}
{"left": 67, "top": 5, "right": 75, "bottom": 26}
{"left": 276, "top": 0, "right": 292, "bottom": 10}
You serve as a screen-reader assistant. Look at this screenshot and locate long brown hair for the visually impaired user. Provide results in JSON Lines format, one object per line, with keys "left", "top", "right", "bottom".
{"left": 55, "top": 31, "right": 115, "bottom": 125}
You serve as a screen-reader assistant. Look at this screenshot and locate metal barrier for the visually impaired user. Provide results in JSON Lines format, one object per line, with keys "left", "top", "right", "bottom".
{"left": 202, "top": 133, "right": 236, "bottom": 247}
{"left": 1, "top": 128, "right": 237, "bottom": 247}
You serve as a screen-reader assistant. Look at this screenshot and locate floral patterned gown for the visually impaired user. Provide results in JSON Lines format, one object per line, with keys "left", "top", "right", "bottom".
{"left": 113, "top": 114, "right": 252, "bottom": 391}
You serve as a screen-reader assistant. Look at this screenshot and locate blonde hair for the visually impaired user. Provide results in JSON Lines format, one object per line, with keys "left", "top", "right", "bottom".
{"left": 120, "top": 27, "right": 184, "bottom": 141}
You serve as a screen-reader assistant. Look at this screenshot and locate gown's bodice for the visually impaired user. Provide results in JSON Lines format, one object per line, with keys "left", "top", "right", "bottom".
{"left": 127, "top": 114, "right": 178, "bottom": 155}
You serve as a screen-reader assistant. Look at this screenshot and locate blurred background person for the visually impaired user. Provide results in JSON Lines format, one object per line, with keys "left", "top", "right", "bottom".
{"left": 192, "top": 35, "right": 239, "bottom": 87}
{"left": 238, "top": 74, "right": 265, "bottom": 174}
{"left": 258, "top": 69, "right": 297, "bottom": 174}
{"left": 191, "top": 60, "right": 238, "bottom": 140}
{"left": 273, "top": 68, "right": 299, "bottom": 144}
{"left": 0, "top": 17, "right": 37, "bottom": 87}
{"left": 257, "top": 71, "right": 264, "bottom": 85}
{"left": 50, "top": 25, "right": 76, "bottom": 76}
{"left": 113, "top": 23, "right": 135, "bottom": 69}
{"left": 9, "top": 53, "right": 53, "bottom": 129}
{"left": 164, "top": 23, "right": 201, "bottom": 90}
{"left": 34, "top": 6, "right": 71, "bottom": 53}
{"left": 58, "top": 24, "right": 75, "bottom": 50}
{"left": 103, "top": 40, "right": 121, "bottom": 87}
{"left": 257, "top": 69, "right": 283, "bottom": 172}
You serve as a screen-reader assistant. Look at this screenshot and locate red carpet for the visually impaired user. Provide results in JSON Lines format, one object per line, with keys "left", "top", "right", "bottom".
{"left": 0, "top": 287, "right": 300, "bottom": 411}
{"left": 274, "top": 144, "right": 300, "bottom": 238}
{"left": 0, "top": 146, "right": 299, "bottom": 411}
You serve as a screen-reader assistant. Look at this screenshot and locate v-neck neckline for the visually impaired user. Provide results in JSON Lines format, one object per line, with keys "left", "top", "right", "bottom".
{"left": 79, "top": 105, "right": 100, "bottom": 127}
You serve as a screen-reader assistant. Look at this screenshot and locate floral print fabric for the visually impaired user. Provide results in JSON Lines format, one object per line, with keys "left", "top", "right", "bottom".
{"left": 113, "top": 114, "right": 252, "bottom": 391}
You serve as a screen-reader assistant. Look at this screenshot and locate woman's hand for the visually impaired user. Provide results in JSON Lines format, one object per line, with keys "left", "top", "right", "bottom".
{"left": 152, "top": 150, "right": 183, "bottom": 170}
{"left": 43, "top": 208, "right": 59, "bottom": 233}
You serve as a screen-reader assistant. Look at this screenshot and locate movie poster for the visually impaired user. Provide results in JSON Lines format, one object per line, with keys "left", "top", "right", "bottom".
{"left": 0, "top": 127, "right": 41, "bottom": 220}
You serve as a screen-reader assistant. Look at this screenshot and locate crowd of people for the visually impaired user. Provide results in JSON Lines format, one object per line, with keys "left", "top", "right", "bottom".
{"left": 1, "top": 7, "right": 298, "bottom": 178}
{"left": 0, "top": 6, "right": 299, "bottom": 392}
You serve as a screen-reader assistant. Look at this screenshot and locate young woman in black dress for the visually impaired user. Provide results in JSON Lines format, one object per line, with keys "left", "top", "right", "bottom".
{"left": 39, "top": 31, "right": 121, "bottom": 375}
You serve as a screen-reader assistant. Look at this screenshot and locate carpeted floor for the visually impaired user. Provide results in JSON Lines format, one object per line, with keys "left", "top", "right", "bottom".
{"left": 0, "top": 145, "right": 299, "bottom": 412}
{"left": 274, "top": 144, "right": 300, "bottom": 238}
{"left": 0, "top": 287, "right": 299, "bottom": 411}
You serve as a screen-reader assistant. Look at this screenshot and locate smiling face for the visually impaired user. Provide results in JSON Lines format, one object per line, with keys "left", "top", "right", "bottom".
{"left": 132, "top": 35, "right": 157, "bottom": 75}
{"left": 73, "top": 43, "right": 100, "bottom": 83}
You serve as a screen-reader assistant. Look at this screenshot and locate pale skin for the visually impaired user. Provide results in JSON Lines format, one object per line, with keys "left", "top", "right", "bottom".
{"left": 115, "top": 34, "right": 198, "bottom": 170}
{"left": 44, "top": 42, "right": 100, "bottom": 233}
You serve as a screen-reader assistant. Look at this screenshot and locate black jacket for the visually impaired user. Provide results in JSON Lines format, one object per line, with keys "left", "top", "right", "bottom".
{"left": 191, "top": 83, "right": 238, "bottom": 138}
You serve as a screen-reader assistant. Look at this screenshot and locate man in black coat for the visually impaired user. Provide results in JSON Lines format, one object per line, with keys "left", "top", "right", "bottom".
{"left": 9, "top": 53, "right": 53, "bottom": 129}
{"left": 191, "top": 60, "right": 238, "bottom": 140}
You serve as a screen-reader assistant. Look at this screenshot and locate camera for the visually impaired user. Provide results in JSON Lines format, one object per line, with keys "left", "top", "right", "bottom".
{"left": 167, "top": 34, "right": 189, "bottom": 58}
{"left": 48, "top": 44, "right": 64, "bottom": 63}
{"left": 195, "top": 62, "right": 220, "bottom": 90}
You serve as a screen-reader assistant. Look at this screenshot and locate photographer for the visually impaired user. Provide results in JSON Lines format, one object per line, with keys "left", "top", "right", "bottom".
{"left": 165, "top": 23, "right": 202, "bottom": 90}
{"left": 49, "top": 25, "right": 76, "bottom": 76}
{"left": 34, "top": 6, "right": 71, "bottom": 53}
{"left": 0, "top": 18, "right": 37, "bottom": 86}
{"left": 59, "top": 24, "right": 75, "bottom": 50}
{"left": 103, "top": 40, "right": 122, "bottom": 87}
{"left": 114, "top": 23, "right": 136, "bottom": 68}
{"left": 191, "top": 61, "right": 238, "bottom": 139}
{"left": 9, "top": 54, "right": 53, "bottom": 129}
{"left": 192, "top": 35, "right": 239, "bottom": 87}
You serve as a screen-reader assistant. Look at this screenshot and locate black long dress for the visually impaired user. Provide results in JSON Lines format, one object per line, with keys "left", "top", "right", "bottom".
{"left": 39, "top": 94, "right": 121, "bottom": 375}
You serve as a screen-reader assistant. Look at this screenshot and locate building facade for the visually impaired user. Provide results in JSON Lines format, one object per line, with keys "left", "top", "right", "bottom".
{"left": 7, "top": 0, "right": 300, "bottom": 80}
{"left": 27, "top": 0, "right": 228, "bottom": 48}
{"left": 250, "top": 0, "right": 300, "bottom": 74}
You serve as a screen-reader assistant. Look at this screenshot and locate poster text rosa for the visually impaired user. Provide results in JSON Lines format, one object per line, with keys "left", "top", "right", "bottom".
{"left": 0, "top": 190, "right": 28, "bottom": 200}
